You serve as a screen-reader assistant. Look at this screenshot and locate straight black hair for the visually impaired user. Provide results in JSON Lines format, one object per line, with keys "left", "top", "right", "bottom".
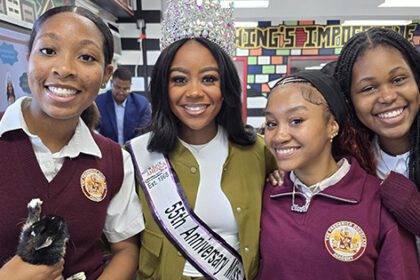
{"left": 147, "top": 37, "right": 255, "bottom": 153}
{"left": 335, "top": 27, "right": 420, "bottom": 188}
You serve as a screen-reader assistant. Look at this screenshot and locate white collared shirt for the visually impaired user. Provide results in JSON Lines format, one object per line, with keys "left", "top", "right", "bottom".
{"left": 0, "top": 97, "right": 144, "bottom": 242}
{"left": 114, "top": 98, "right": 127, "bottom": 145}
{"left": 374, "top": 137, "right": 409, "bottom": 179}
{"left": 290, "top": 158, "right": 351, "bottom": 199}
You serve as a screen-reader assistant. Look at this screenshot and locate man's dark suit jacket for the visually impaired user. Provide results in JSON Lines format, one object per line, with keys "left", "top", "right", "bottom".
{"left": 95, "top": 90, "right": 151, "bottom": 143}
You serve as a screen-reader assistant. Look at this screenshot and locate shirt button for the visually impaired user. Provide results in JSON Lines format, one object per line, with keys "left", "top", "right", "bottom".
{"left": 236, "top": 207, "right": 241, "bottom": 213}
{"left": 244, "top": 247, "right": 250, "bottom": 252}
{"left": 178, "top": 251, "right": 182, "bottom": 257}
{"left": 190, "top": 167, "right": 197, "bottom": 174}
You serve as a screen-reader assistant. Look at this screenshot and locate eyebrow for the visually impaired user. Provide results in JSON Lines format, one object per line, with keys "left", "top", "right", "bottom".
{"left": 265, "top": 105, "right": 308, "bottom": 116}
{"left": 36, "top": 33, "right": 101, "bottom": 49}
{"left": 169, "top": 66, "right": 219, "bottom": 75}
{"left": 388, "top": 66, "right": 407, "bottom": 76}
{"left": 356, "top": 66, "right": 407, "bottom": 84}
{"left": 36, "top": 32, "right": 60, "bottom": 41}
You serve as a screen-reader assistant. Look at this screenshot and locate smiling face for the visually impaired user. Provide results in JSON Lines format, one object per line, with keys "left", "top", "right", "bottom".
{"left": 264, "top": 83, "right": 339, "bottom": 180}
{"left": 111, "top": 77, "right": 131, "bottom": 105}
{"left": 351, "top": 45, "right": 420, "bottom": 152}
{"left": 26, "top": 12, "right": 113, "bottom": 122}
{"left": 168, "top": 40, "right": 223, "bottom": 144}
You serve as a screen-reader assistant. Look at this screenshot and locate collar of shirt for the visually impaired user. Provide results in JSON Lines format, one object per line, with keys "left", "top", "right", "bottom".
{"left": 0, "top": 96, "right": 102, "bottom": 159}
{"left": 374, "top": 136, "right": 409, "bottom": 179}
{"left": 113, "top": 97, "right": 127, "bottom": 108}
{"left": 290, "top": 158, "right": 351, "bottom": 198}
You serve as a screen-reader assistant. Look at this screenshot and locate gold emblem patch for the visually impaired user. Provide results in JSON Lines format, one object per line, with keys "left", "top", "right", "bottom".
{"left": 80, "top": 169, "right": 107, "bottom": 202}
{"left": 324, "top": 221, "right": 367, "bottom": 262}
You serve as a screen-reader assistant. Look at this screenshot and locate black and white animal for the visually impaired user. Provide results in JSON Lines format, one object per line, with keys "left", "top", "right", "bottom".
{"left": 16, "top": 198, "right": 86, "bottom": 280}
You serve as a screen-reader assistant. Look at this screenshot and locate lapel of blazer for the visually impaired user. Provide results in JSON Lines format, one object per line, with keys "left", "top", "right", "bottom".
{"left": 123, "top": 94, "right": 136, "bottom": 141}
{"left": 105, "top": 92, "right": 118, "bottom": 137}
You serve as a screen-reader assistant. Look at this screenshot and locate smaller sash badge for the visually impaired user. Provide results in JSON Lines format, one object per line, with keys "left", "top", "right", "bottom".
{"left": 80, "top": 168, "right": 108, "bottom": 202}
{"left": 324, "top": 220, "right": 367, "bottom": 262}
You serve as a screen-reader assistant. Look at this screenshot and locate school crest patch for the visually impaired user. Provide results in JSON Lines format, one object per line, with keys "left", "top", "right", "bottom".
{"left": 324, "top": 220, "right": 367, "bottom": 262}
{"left": 80, "top": 168, "right": 108, "bottom": 202}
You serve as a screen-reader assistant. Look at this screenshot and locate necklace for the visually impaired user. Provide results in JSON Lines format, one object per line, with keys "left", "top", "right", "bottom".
{"left": 291, "top": 184, "right": 311, "bottom": 213}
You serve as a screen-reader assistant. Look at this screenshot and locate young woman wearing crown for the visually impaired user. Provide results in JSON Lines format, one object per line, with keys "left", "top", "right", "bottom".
{"left": 126, "top": 0, "right": 276, "bottom": 279}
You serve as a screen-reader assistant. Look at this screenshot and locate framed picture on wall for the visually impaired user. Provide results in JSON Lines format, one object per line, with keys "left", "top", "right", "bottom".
{"left": 287, "top": 55, "right": 338, "bottom": 74}
{"left": 20, "top": 0, "right": 35, "bottom": 24}
{"left": 0, "top": 0, "right": 5, "bottom": 15}
{"left": 232, "top": 56, "right": 248, "bottom": 121}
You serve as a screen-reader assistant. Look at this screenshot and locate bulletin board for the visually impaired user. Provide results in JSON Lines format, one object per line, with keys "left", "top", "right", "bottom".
{"left": 0, "top": 23, "right": 30, "bottom": 111}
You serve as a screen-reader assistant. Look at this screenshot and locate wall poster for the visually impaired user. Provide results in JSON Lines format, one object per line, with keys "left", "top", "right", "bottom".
{"left": 0, "top": 25, "right": 30, "bottom": 111}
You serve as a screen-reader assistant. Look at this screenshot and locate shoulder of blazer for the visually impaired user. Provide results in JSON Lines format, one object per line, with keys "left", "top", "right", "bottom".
{"left": 130, "top": 93, "right": 149, "bottom": 109}
{"left": 96, "top": 90, "right": 113, "bottom": 104}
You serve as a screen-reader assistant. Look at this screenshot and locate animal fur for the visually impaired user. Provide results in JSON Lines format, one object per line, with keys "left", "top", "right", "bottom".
{"left": 16, "top": 198, "right": 86, "bottom": 280}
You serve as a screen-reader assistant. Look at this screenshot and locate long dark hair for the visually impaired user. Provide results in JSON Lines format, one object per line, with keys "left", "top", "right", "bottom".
{"left": 147, "top": 37, "right": 255, "bottom": 153}
{"left": 335, "top": 27, "right": 420, "bottom": 188}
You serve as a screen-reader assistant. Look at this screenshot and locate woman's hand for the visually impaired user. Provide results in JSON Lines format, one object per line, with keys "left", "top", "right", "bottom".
{"left": 0, "top": 256, "right": 64, "bottom": 280}
{"left": 267, "top": 169, "right": 284, "bottom": 186}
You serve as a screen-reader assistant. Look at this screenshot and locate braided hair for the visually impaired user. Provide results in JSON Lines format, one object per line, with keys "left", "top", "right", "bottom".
{"left": 335, "top": 27, "right": 420, "bottom": 189}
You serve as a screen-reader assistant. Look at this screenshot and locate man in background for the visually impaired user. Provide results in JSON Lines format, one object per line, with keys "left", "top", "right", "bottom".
{"left": 96, "top": 67, "right": 151, "bottom": 144}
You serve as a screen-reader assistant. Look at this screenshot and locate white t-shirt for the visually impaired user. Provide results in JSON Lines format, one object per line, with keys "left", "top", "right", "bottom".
{"left": 179, "top": 127, "right": 239, "bottom": 277}
{"left": 0, "top": 97, "right": 144, "bottom": 243}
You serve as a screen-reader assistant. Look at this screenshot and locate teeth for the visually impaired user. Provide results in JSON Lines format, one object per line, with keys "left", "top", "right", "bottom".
{"left": 275, "top": 147, "right": 297, "bottom": 154}
{"left": 377, "top": 108, "right": 403, "bottom": 119}
{"left": 184, "top": 105, "right": 207, "bottom": 111}
{"left": 48, "top": 86, "right": 77, "bottom": 97}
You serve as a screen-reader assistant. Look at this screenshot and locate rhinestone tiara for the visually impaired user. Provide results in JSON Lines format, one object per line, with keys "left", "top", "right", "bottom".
{"left": 160, "top": 0, "right": 236, "bottom": 56}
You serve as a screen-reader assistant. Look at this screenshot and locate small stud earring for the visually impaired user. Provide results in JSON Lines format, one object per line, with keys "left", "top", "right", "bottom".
{"left": 101, "top": 83, "right": 106, "bottom": 88}
{"left": 330, "top": 132, "right": 338, "bottom": 143}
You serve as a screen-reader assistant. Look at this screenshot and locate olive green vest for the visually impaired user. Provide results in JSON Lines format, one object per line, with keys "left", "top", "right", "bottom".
{"left": 138, "top": 135, "right": 275, "bottom": 280}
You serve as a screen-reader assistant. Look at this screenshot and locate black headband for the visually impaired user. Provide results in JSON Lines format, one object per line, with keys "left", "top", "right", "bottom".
{"left": 274, "top": 70, "right": 347, "bottom": 132}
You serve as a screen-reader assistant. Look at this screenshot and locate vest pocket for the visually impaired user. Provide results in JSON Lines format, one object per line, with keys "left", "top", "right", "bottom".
{"left": 139, "top": 228, "right": 163, "bottom": 278}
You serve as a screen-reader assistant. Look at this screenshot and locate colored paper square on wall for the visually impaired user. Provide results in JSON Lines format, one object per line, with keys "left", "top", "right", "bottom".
{"left": 271, "top": 56, "right": 283, "bottom": 64}
{"left": 248, "top": 65, "right": 262, "bottom": 74}
{"left": 255, "top": 74, "right": 269, "bottom": 83}
{"left": 298, "top": 20, "right": 314, "bottom": 25}
{"left": 247, "top": 75, "right": 255, "bottom": 84}
{"left": 261, "top": 83, "right": 270, "bottom": 94}
{"left": 258, "top": 56, "right": 271, "bottom": 65}
{"left": 250, "top": 48, "right": 262, "bottom": 56}
{"left": 236, "top": 48, "right": 249, "bottom": 56}
{"left": 319, "top": 48, "right": 335, "bottom": 55}
{"left": 302, "top": 49, "right": 318, "bottom": 55}
{"left": 284, "top": 20, "right": 298, "bottom": 25}
{"left": 262, "top": 49, "right": 276, "bottom": 56}
{"left": 248, "top": 56, "right": 257, "bottom": 65}
{"left": 276, "top": 49, "right": 290, "bottom": 56}
{"left": 262, "top": 65, "right": 275, "bottom": 74}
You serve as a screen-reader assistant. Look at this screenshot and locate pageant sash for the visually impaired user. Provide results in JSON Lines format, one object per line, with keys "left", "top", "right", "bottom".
{"left": 127, "top": 133, "right": 245, "bottom": 280}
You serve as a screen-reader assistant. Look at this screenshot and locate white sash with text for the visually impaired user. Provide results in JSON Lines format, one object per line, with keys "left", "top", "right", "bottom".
{"left": 127, "top": 133, "right": 245, "bottom": 280}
